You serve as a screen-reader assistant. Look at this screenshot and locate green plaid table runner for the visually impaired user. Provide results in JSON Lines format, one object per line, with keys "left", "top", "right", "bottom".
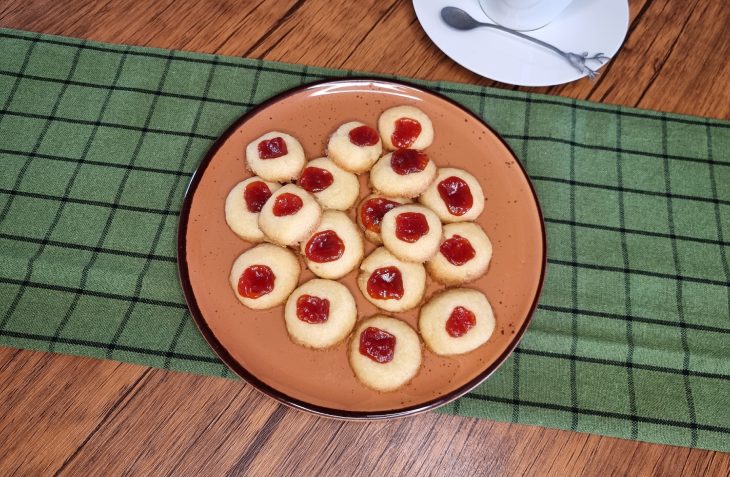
{"left": 1, "top": 28, "right": 728, "bottom": 451}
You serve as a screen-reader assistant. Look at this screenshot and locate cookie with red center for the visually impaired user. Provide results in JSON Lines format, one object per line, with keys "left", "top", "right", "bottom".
{"left": 224, "top": 177, "right": 281, "bottom": 243}
{"left": 245, "top": 131, "right": 306, "bottom": 182}
{"left": 298, "top": 157, "right": 360, "bottom": 211}
{"left": 301, "top": 210, "right": 364, "bottom": 279}
{"left": 284, "top": 279, "right": 357, "bottom": 349}
{"left": 378, "top": 105, "right": 434, "bottom": 151}
{"left": 258, "top": 184, "right": 322, "bottom": 246}
{"left": 349, "top": 315, "right": 422, "bottom": 392}
{"left": 370, "top": 149, "right": 437, "bottom": 198}
{"left": 356, "top": 194, "right": 411, "bottom": 245}
{"left": 380, "top": 204, "right": 442, "bottom": 263}
{"left": 419, "top": 167, "right": 485, "bottom": 222}
{"left": 327, "top": 121, "right": 383, "bottom": 173}
{"left": 229, "top": 243, "right": 300, "bottom": 310}
{"left": 419, "top": 288, "right": 495, "bottom": 356}
{"left": 427, "top": 222, "right": 492, "bottom": 285}
{"left": 357, "top": 247, "right": 426, "bottom": 312}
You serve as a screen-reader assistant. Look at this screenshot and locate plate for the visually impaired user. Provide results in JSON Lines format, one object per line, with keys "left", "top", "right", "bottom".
{"left": 413, "top": 0, "right": 629, "bottom": 87}
{"left": 177, "top": 79, "right": 546, "bottom": 419}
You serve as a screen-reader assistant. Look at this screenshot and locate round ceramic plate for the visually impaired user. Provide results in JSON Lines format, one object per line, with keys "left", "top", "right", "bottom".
{"left": 178, "top": 79, "right": 546, "bottom": 419}
{"left": 413, "top": 0, "right": 629, "bottom": 87}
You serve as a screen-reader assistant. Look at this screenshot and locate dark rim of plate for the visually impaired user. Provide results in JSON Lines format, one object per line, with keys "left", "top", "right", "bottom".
{"left": 176, "top": 77, "right": 547, "bottom": 420}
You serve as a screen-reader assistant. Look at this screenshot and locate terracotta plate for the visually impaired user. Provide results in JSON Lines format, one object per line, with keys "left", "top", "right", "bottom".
{"left": 178, "top": 79, "right": 546, "bottom": 419}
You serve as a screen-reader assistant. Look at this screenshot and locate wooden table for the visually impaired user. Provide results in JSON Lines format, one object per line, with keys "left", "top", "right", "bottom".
{"left": 1, "top": 0, "right": 728, "bottom": 475}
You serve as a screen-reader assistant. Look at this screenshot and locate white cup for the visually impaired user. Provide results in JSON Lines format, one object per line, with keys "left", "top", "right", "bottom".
{"left": 479, "top": 0, "right": 574, "bottom": 31}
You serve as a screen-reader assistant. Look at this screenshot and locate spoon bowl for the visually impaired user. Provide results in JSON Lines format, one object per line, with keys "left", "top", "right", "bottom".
{"left": 440, "top": 6, "right": 483, "bottom": 30}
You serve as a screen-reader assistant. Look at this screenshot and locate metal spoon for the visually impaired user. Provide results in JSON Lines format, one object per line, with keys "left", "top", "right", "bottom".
{"left": 441, "top": 6, "right": 609, "bottom": 79}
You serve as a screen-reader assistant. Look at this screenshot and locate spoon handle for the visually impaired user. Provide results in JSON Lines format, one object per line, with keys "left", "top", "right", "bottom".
{"left": 476, "top": 21, "right": 609, "bottom": 79}
{"left": 480, "top": 22, "right": 567, "bottom": 58}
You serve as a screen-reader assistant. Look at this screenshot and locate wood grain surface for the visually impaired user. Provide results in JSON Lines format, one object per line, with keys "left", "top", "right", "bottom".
{"left": 1, "top": 0, "right": 729, "bottom": 475}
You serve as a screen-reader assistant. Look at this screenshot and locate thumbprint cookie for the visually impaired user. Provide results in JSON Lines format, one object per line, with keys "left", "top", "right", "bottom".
{"left": 245, "top": 131, "right": 306, "bottom": 182}
{"left": 229, "top": 243, "right": 300, "bottom": 310}
{"left": 301, "top": 210, "right": 364, "bottom": 279}
{"left": 419, "top": 167, "right": 485, "bottom": 222}
{"left": 349, "top": 315, "right": 422, "bottom": 392}
{"left": 298, "top": 157, "right": 360, "bottom": 211}
{"left": 258, "top": 184, "right": 322, "bottom": 246}
{"left": 378, "top": 105, "right": 434, "bottom": 151}
{"left": 357, "top": 247, "right": 426, "bottom": 313}
{"left": 426, "top": 222, "right": 492, "bottom": 285}
{"left": 370, "top": 149, "right": 437, "bottom": 198}
{"left": 380, "top": 204, "right": 442, "bottom": 263}
{"left": 327, "top": 121, "right": 383, "bottom": 173}
{"left": 419, "top": 288, "right": 495, "bottom": 356}
{"left": 284, "top": 279, "right": 357, "bottom": 349}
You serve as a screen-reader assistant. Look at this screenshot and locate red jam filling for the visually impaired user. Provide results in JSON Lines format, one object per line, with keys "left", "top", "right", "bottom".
{"left": 446, "top": 306, "right": 477, "bottom": 337}
{"left": 299, "top": 167, "right": 334, "bottom": 193}
{"left": 360, "top": 197, "right": 401, "bottom": 233}
{"left": 243, "top": 181, "right": 272, "bottom": 213}
{"left": 257, "top": 136, "right": 288, "bottom": 159}
{"left": 390, "top": 149, "right": 429, "bottom": 175}
{"left": 348, "top": 125, "right": 379, "bottom": 147}
{"left": 296, "top": 294, "right": 330, "bottom": 324}
{"left": 304, "top": 230, "right": 345, "bottom": 263}
{"left": 391, "top": 117, "right": 422, "bottom": 149}
{"left": 359, "top": 326, "right": 396, "bottom": 363}
{"left": 272, "top": 192, "right": 303, "bottom": 216}
{"left": 237, "top": 265, "right": 275, "bottom": 299}
{"left": 440, "top": 234, "right": 476, "bottom": 266}
{"left": 437, "top": 176, "right": 473, "bottom": 216}
{"left": 395, "top": 212, "right": 429, "bottom": 243}
{"left": 366, "top": 266, "right": 404, "bottom": 300}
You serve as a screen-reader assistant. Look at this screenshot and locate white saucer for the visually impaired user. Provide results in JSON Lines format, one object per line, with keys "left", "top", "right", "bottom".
{"left": 413, "top": 0, "right": 629, "bottom": 87}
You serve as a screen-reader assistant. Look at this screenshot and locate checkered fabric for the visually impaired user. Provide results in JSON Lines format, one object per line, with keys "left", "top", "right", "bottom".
{"left": 0, "top": 29, "right": 728, "bottom": 451}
